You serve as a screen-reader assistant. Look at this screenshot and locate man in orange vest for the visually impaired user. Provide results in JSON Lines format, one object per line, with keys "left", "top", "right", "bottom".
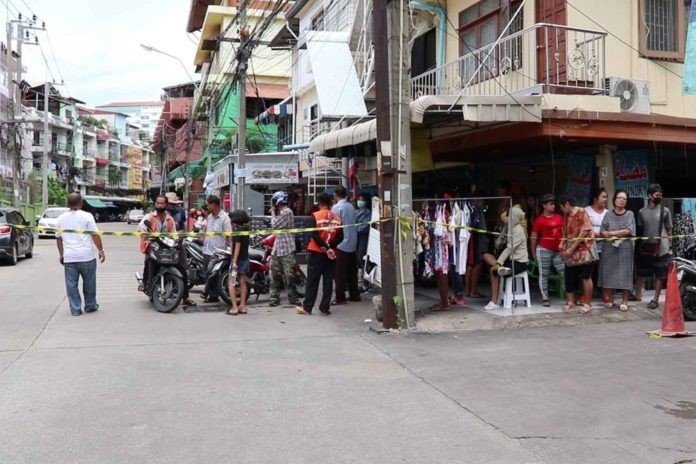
{"left": 138, "top": 195, "right": 196, "bottom": 307}
{"left": 295, "top": 192, "right": 342, "bottom": 315}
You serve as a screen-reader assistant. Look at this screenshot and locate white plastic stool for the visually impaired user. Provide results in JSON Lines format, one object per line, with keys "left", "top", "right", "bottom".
{"left": 497, "top": 271, "right": 532, "bottom": 309}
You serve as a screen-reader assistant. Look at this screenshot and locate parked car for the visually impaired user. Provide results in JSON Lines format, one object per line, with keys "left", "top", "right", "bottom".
{"left": 37, "top": 207, "right": 69, "bottom": 238}
{"left": 127, "top": 209, "right": 145, "bottom": 225}
{"left": 0, "top": 207, "right": 34, "bottom": 265}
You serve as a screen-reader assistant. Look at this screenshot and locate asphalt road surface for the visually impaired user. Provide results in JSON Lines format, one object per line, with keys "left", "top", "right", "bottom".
{"left": 1, "top": 222, "right": 695, "bottom": 463}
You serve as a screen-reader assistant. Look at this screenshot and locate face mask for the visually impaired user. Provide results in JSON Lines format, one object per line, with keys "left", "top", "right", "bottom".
{"left": 653, "top": 197, "right": 662, "bottom": 205}
{"left": 357, "top": 200, "right": 366, "bottom": 209}
{"left": 156, "top": 207, "right": 166, "bottom": 213}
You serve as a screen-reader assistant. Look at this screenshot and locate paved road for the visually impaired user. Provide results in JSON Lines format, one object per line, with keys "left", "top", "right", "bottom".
{"left": 1, "top": 222, "right": 695, "bottom": 463}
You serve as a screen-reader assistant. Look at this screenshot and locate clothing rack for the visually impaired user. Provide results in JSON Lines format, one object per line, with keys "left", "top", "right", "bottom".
{"left": 414, "top": 195, "right": 525, "bottom": 313}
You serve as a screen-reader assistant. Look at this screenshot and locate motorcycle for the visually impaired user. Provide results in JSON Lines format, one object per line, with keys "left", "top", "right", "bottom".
{"left": 135, "top": 224, "right": 186, "bottom": 313}
{"left": 213, "top": 235, "right": 307, "bottom": 306}
{"left": 183, "top": 237, "right": 208, "bottom": 289}
{"left": 674, "top": 255, "right": 696, "bottom": 321}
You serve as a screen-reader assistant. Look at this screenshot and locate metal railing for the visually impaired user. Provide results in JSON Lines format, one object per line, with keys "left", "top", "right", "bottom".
{"left": 411, "top": 23, "right": 607, "bottom": 99}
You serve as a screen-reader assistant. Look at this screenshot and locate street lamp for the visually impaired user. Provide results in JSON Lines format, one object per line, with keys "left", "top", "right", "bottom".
{"left": 140, "top": 43, "right": 198, "bottom": 210}
{"left": 140, "top": 44, "right": 200, "bottom": 93}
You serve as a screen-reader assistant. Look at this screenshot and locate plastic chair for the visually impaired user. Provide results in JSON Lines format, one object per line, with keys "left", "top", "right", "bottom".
{"left": 498, "top": 271, "right": 532, "bottom": 309}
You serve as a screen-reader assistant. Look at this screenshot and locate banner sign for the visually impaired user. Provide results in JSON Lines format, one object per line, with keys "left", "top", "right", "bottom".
{"left": 565, "top": 154, "right": 594, "bottom": 206}
{"left": 238, "top": 163, "right": 299, "bottom": 185}
{"left": 684, "top": 1, "right": 696, "bottom": 94}
{"left": 614, "top": 150, "right": 649, "bottom": 198}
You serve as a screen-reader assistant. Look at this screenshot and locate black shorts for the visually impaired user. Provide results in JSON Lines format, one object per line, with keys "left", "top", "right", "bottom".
{"left": 636, "top": 254, "right": 669, "bottom": 280}
{"left": 564, "top": 262, "right": 594, "bottom": 294}
{"left": 501, "top": 259, "right": 528, "bottom": 275}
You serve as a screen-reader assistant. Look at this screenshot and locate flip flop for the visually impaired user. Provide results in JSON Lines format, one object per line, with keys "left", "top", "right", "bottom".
{"left": 226, "top": 310, "right": 239, "bottom": 316}
{"left": 618, "top": 304, "right": 629, "bottom": 312}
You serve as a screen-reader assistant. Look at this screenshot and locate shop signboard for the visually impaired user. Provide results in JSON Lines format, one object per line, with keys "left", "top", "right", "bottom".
{"left": 238, "top": 163, "right": 299, "bottom": 185}
{"left": 565, "top": 154, "right": 594, "bottom": 206}
{"left": 684, "top": 1, "right": 696, "bottom": 94}
{"left": 614, "top": 150, "right": 649, "bottom": 198}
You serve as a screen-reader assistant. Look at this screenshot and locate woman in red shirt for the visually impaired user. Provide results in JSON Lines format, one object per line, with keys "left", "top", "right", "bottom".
{"left": 530, "top": 194, "right": 565, "bottom": 307}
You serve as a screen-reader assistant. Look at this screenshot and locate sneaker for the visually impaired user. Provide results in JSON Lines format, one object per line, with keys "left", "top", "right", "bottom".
{"left": 320, "top": 309, "right": 331, "bottom": 315}
{"left": 294, "top": 305, "right": 311, "bottom": 315}
{"left": 269, "top": 300, "right": 281, "bottom": 307}
{"left": 497, "top": 267, "right": 512, "bottom": 277}
{"left": 84, "top": 304, "right": 99, "bottom": 313}
{"left": 484, "top": 301, "right": 500, "bottom": 310}
{"left": 71, "top": 310, "right": 83, "bottom": 316}
{"left": 288, "top": 299, "right": 301, "bottom": 306}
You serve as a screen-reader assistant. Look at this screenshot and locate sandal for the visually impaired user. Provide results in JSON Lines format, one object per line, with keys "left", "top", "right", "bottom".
{"left": 542, "top": 299, "right": 550, "bottom": 307}
{"left": 647, "top": 300, "right": 659, "bottom": 310}
{"left": 604, "top": 302, "right": 613, "bottom": 309}
{"left": 578, "top": 304, "right": 592, "bottom": 314}
{"left": 562, "top": 303, "right": 576, "bottom": 312}
{"left": 449, "top": 296, "right": 467, "bottom": 307}
{"left": 226, "top": 309, "right": 239, "bottom": 316}
{"left": 618, "top": 304, "right": 629, "bottom": 312}
{"left": 467, "top": 292, "right": 487, "bottom": 299}
{"left": 238, "top": 308, "right": 247, "bottom": 314}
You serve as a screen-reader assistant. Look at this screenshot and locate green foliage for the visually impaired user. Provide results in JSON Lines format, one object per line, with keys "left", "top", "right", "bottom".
{"left": 48, "top": 179, "right": 67, "bottom": 206}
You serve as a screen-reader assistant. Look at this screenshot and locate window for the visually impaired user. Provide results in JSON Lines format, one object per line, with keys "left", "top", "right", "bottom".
{"left": 310, "top": 9, "right": 326, "bottom": 31}
{"left": 639, "top": 0, "right": 691, "bottom": 61}
{"left": 457, "top": 0, "right": 524, "bottom": 80}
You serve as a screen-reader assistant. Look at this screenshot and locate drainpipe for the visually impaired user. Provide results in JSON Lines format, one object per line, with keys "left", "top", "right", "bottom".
{"left": 410, "top": 1, "right": 446, "bottom": 73}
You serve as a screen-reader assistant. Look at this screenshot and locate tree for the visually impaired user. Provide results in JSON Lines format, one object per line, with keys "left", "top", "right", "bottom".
{"left": 48, "top": 178, "right": 67, "bottom": 206}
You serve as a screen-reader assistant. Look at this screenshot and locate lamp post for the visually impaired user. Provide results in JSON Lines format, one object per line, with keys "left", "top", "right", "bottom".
{"left": 140, "top": 44, "right": 199, "bottom": 209}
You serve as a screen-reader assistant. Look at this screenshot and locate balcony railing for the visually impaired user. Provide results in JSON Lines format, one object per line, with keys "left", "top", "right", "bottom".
{"left": 411, "top": 23, "right": 607, "bottom": 99}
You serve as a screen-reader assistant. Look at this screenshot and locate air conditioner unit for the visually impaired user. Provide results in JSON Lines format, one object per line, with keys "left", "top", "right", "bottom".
{"left": 604, "top": 77, "right": 651, "bottom": 115}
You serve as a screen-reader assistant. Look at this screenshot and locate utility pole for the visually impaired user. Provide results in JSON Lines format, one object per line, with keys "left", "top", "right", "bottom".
{"left": 41, "top": 79, "right": 48, "bottom": 209}
{"left": 236, "top": 6, "right": 249, "bottom": 211}
{"left": 373, "top": 0, "right": 414, "bottom": 329}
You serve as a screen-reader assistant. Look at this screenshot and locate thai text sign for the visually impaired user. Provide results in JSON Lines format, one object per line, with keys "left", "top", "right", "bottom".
{"left": 614, "top": 150, "right": 649, "bottom": 198}
{"left": 238, "top": 163, "right": 299, "bottom": 185}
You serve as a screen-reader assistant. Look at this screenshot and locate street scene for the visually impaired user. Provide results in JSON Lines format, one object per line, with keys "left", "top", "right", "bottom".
{"left": 1, "top": 0, "right": 696, "bottom": 462}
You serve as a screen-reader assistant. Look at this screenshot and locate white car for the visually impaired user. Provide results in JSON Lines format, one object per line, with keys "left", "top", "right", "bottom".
{"left": 38, "top": 207, "right": 69, "bottom": 238}
{"left": 127, "top": 209, "right": 145, "bottom": 225}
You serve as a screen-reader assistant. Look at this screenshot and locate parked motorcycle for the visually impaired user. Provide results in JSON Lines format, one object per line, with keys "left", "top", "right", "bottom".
{"left": 183, "top": 237, "right": 208, "bottom": 289}
{"left": 674, "top": 256, "right": 696, "bottom": 321}
{"left": 213, "top": 235, "right": 307, "bottom": 306}
{"left": 135, "top": 224, "right": 186, "bottom": 313}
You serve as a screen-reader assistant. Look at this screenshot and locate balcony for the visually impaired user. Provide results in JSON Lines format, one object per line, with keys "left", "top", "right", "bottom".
{"left": 51, "top": 142, "right": 73, "bottom": 157}
{"left": 411, "top": 23, "right": 607, "bottom": 100}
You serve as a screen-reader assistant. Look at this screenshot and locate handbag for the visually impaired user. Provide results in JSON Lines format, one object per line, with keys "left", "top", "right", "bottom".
{"left": 562, "top": 211, "right": 599, "bottom": 267}
{"left": 638, "top": 204, "right": 664, "bottom": 256}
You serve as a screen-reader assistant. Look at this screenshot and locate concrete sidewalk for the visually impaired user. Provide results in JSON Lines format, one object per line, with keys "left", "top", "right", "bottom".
{"left": 412, "top": 288, "right": 663, "bottom": 333}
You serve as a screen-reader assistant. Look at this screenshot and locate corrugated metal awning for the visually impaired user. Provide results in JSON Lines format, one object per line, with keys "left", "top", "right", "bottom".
{"left": 308, "top": 119, "right": 376, "bottom": 154}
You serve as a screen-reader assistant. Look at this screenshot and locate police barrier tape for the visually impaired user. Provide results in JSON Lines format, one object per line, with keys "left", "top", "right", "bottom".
{"left": 10, "top": 218, "right": 393, "bottom": 238}
{"left": 9, "top": 217, "right": 693, "bottom": 243}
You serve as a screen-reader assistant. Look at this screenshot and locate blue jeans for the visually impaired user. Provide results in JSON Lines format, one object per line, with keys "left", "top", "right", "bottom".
{"left": 64, "top": 259, "right": 98, "bottom": 314}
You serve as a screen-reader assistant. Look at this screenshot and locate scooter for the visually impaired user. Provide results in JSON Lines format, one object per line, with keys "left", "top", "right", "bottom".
{"left": 674, "top": 255, "right": 696, "bottom": 321}
{"left": 213, "top": 235, "right": 307, "bottom": 306}
{"left": 135, "top": 226, "right": 186, "bottom": 313}
{"left": 183, "top": 237, "right": 208, "bottom": 289}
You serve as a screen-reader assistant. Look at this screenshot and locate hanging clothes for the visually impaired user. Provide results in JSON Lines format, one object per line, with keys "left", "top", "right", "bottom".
{"left": 457, "top": 202, "right": 471, "bottom": 274}
{"left": 433, "top": 205, "right": 451, "bottom": 272}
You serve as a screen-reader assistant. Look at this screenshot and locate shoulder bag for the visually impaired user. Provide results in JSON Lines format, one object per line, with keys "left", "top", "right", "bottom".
{"left": 638, "top": 204, "right": 664, "bottom": 257}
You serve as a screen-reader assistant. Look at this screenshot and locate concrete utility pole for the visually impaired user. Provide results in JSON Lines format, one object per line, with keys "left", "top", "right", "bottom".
{"left": 373, "top": 0, "right": 414, "bottom": 329}
{"left": 235, "top": 6, "right": 249, "bottom": 211}
{"left": 41, "top": 79, "right": 49, "bottom": 209}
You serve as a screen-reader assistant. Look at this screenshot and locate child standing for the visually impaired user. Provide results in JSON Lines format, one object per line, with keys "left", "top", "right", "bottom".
{"left": 227, "top": 210, "right": 251, "bottom": 316}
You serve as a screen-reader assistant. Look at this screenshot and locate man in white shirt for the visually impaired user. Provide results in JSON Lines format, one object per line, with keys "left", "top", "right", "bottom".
{"left": 201, "top": 195, "right": 232, "bottom": 302}
{"left": 56, "top": 193, "right": 106, "bottom": 316}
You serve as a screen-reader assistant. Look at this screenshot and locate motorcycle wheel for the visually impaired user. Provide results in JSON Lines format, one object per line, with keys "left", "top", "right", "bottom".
{"left": 219, "top": 270, "right": 250, "bottom": 306}
{"left": 680, "top": 282, "right": 696, "bottom": 321}
{"left": 152, "top": 274, "right": 184, "bottom": 313}
{"left": 293, "top": 269, "right": 307, "bottom": 297}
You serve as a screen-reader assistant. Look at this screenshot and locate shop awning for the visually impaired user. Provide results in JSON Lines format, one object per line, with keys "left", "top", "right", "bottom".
{"left": 306, "top": 31, "right": 368, "bottom": 118}
{"left": 309, "top": 119, "right": 376, "bottom": 155}
{"left": 84, "top": 198, "right": 108, "bottom": 208}
{"left": 410, "top": 95, "right": 543, "bottom": 124}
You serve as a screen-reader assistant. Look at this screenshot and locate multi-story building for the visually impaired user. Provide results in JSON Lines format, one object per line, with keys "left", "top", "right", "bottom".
{"left": 96, "top": 101, "right": 164, "bottom": 140}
